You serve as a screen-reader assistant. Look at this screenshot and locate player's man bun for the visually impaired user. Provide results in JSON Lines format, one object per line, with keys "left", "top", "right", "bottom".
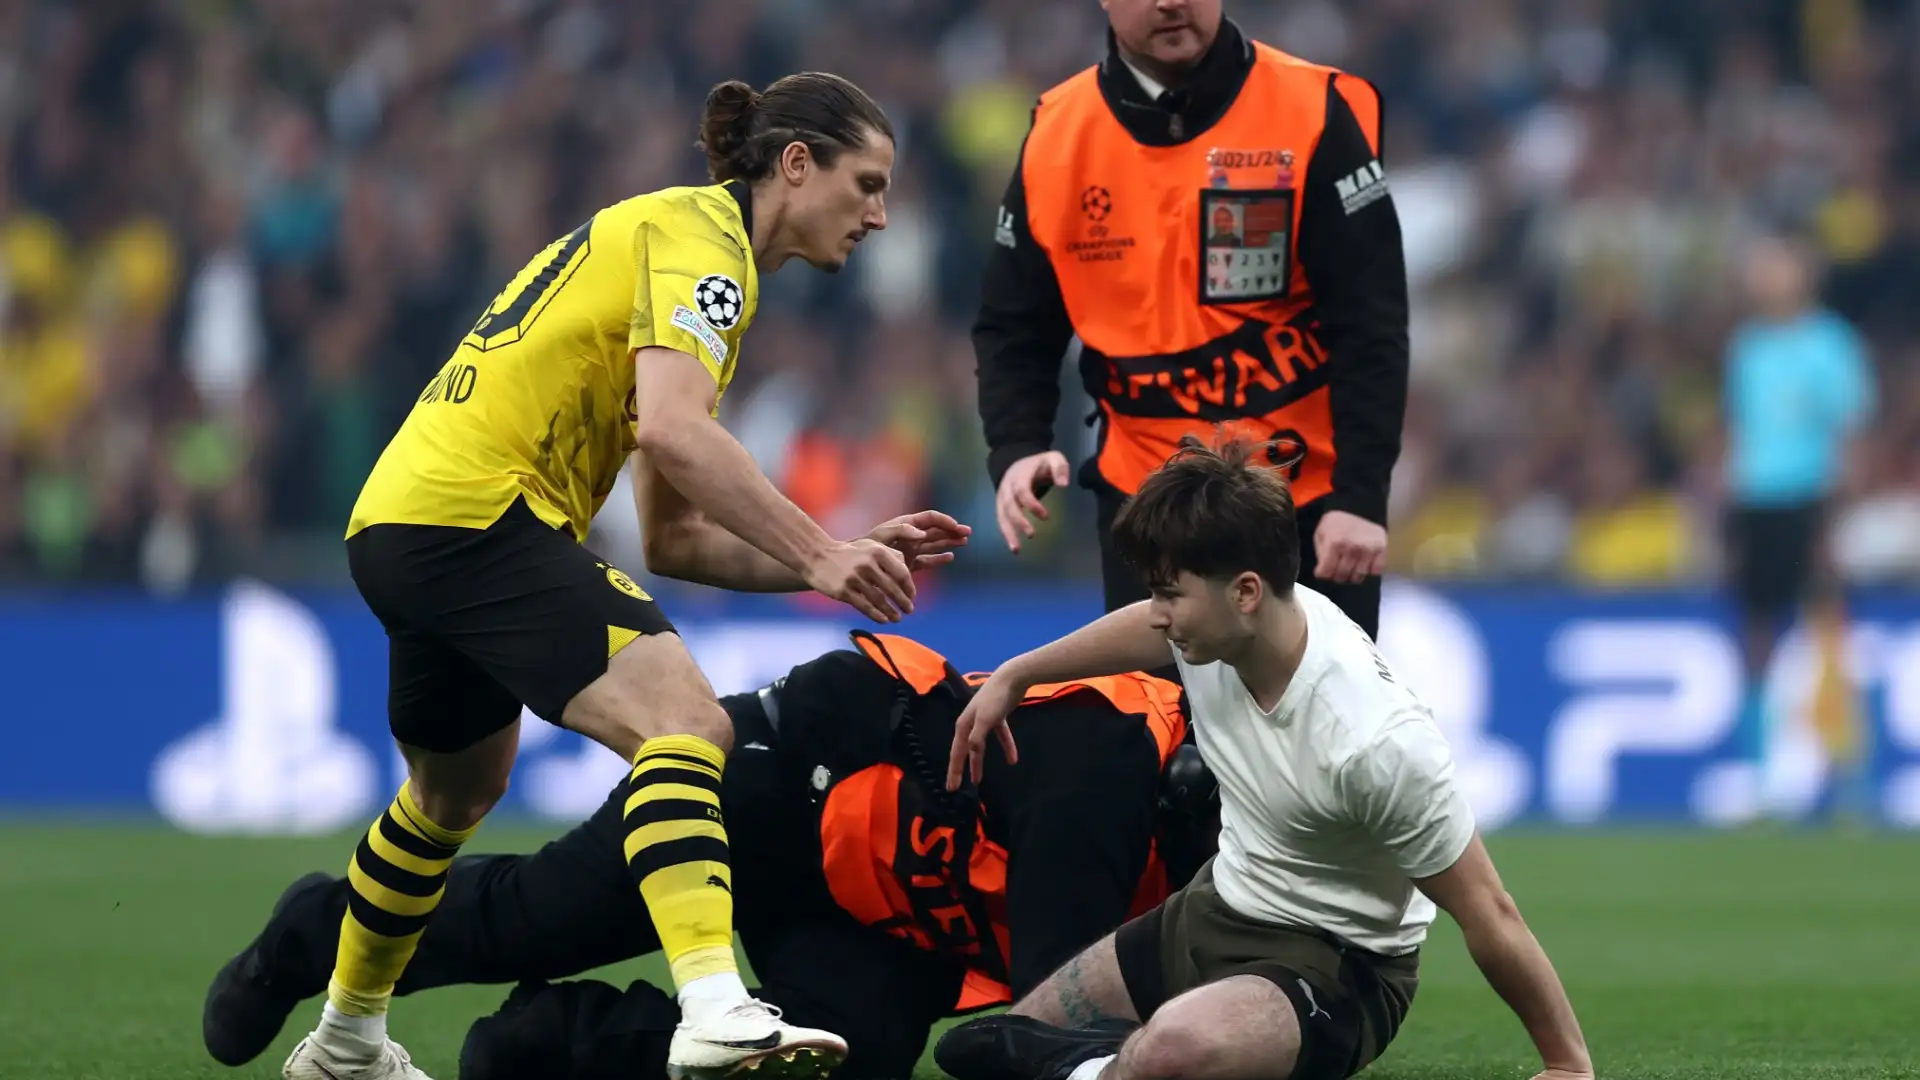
{"left": 696, "top": 72, "right": 894, "bottom": 184}
{"left": 698, "top": 80, "right": 761, "bottom": 180}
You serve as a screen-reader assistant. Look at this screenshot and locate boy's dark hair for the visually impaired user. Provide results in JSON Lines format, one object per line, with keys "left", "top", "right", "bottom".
{"left": 1110, "top": 435, "right": 1300, "bottom": 594}
{"left": 697, "top": 73, "right": 894, "bottom": 184}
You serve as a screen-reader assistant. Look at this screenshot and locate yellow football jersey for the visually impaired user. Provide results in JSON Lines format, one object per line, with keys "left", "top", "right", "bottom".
{"left": 347, "top": 182, "right": 760, "bottom": 540}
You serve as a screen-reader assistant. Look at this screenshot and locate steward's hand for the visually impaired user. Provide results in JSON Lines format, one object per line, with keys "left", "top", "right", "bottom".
{"left": 996, "top": 451, "right": 1071, "bottom": 554}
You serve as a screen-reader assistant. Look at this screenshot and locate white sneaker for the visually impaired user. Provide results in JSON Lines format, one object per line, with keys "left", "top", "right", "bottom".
{"left": 667, "top": 999, "right": 847, "bottom": 1080}
{"left": 283, "top": 1034, "right": 433, "bottom": 1080}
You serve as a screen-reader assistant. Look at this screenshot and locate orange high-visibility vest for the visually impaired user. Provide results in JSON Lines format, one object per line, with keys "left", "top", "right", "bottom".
{"left": 820, "top": 633, "right": 1185, "bottom": 1010}
{"left": 1020, "top": 45, "right": 1382, "bottom": 497}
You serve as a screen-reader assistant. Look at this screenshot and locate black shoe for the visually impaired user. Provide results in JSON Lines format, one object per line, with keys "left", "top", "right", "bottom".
{"left": 935, "top": 1015, "right": 1136, "bottom": 1080}
{"left": 201, "top": 872, "right": 335, "bottom": 1066}
{"left": 460, "top": 980, "right": 564, "bottom": 1080}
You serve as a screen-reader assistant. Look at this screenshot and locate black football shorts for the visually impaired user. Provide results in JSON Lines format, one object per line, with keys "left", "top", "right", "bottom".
{"left": 346, "top": 496, "right": 677, "bottom": 753}
{"left": 1725, "top": 500, "right": 1826, "bottom": 621}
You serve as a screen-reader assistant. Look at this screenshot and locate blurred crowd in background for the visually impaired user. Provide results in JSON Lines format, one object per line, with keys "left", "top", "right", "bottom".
{"left": 2, "top": 0, "right": 1919, "bottom": 595}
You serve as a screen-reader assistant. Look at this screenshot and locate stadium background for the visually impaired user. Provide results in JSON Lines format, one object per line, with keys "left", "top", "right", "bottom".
{"left": 2, "top": 2, "right": 1918, "bottom": 1078}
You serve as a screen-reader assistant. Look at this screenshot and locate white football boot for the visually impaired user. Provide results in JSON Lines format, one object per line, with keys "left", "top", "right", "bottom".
{"left": 667, "top": 999, "right": 848, "bottom": 1080}
{"left": 283, "top": 1034, "right": 434, "bottom": 1080}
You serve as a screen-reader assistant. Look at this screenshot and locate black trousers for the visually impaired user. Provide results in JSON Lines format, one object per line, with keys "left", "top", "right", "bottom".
{"left": 1096, "top": 487, "right": 1382, "bottom": 639}
{"left": 262, "top": 705, "right": 964, "bottom": 1080}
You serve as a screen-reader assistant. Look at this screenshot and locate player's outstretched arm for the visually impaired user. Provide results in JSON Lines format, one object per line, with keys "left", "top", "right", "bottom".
{"left": 636, "top": 463, "right": 967, "bottom": 594}
{"left": 632, "top": 452, "right": 810, "bottom": 592}
{"left": 1415, "top": 835, "right": 1594, "bottom": 1080}
{"left": 946, "top": 602, "right": 1170, "bottom": 787}
{"left": 632, "top": 345, "right": 921, "bottom": 622}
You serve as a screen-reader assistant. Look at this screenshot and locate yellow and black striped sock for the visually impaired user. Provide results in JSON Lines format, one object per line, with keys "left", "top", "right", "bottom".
{"left": 326, "top": 783, "right": 477, "bottom": 1017}
{"left": 624, "top": 734, "right": 738, "bottom": 991}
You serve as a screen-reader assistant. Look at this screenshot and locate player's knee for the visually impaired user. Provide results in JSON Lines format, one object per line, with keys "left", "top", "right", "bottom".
{"left": 673, "top": 698, "right": 735, "bottom": 753}
{"left": 403, "top": 720, "right": 519, "bottom": 830}
{"left": 416, "top": 786, "right": 505, "bottom": 833}
{"left": 466, "top": 770, "right": 512, "bottom": 821}
{"left": 410, "top": 767, "right": 511, "bottom": 832}
{"left": 568, "top": 637, "right": 736, "bottom": 758}
{"left": 619, "top": 698, "right": 734, "bottom": 757}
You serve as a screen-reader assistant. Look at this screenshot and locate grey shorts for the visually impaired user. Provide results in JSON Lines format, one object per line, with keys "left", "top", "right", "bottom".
{"left": 1112, "top": 859, "right": 1419, "bottom": 1080}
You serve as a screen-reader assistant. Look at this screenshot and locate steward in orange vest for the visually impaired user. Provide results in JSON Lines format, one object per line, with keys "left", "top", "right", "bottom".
{"left": 975, "top": 12, "right": 1409, "bottom": 637}
{"left": 203, "top": 633, "right": 1219, "bottom": 1080}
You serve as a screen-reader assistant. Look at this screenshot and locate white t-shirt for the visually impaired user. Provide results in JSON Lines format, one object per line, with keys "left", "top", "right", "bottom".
{"left": 1172, "top": 586, "right": 1477, "bottom": 955}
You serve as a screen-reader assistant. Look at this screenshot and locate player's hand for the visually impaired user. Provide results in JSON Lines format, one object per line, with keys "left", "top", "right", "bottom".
{"left": 868, "top": 510, "right": 972, "bottom": 571}
{"left": 804, "top": 539, "right": 917, "bottom": 623}
{"left": 947, "top": 668, "right": 1025, "bottom": 789}
{"left": 996, "top": 451, "right": 1071, "bottom": 554}
{"left": 1313, "top": 510, "right": 1388, "bottom": 584}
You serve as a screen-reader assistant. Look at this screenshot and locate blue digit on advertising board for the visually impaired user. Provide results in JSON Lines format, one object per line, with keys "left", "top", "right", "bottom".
{"left": 4, "top": 581, "right": 1918, "bottom": 831}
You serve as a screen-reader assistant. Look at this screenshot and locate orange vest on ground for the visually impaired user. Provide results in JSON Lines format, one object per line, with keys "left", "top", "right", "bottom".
{"left": 819, "top": 633, "right": 1186, "bottom": 1011}
{"left": 1022, "top": 45, "right": 1382, "bottom": 497}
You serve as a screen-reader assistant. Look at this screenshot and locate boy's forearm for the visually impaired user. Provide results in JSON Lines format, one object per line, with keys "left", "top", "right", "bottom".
{"left": 1004, "top": 603, "right": 1170, "bottom": 686}
{"left": 1461, "top": 911, "right": 1591, "bottom": 1073}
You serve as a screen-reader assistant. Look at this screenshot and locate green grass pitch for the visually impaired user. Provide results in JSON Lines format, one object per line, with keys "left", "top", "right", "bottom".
{"left": 2, "top": 824, "right": 1916, "bottom": 1079}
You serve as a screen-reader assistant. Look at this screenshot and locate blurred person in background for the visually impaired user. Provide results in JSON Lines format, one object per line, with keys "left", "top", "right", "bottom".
{"left": 1564, "top": 426, "right": 1692, "bottom": 587}
{"left": 280, "top": 73, "right": 968, "bottom": 1080}
{"left": 1831, "top": 431, "right": 1920, "bottom": 584}
{"left": 974, "top": 0, "right": 1409, "bottom": 636}
{"left": 1722, "top": 234, "right": 1875, "bottom": 780}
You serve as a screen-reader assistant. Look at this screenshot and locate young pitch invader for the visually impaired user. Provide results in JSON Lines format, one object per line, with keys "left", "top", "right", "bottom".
{"left": 943, "top": 437, "right": 1591, "bottom": 1080}
{"left": 274, "top": 72, "right": 968, "bottom": 1080}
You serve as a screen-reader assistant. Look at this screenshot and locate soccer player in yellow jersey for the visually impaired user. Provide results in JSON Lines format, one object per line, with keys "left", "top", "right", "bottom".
{"left": 269, "top": 73, "right": 969, "bottom": 1080}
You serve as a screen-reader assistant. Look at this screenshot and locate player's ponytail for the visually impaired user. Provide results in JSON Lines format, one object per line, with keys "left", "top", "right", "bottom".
{"left": 698, "top": 80, "right": 761, "bottom": 181}
{"left": 696, "top": 72, "right": 893, "bottom": 184}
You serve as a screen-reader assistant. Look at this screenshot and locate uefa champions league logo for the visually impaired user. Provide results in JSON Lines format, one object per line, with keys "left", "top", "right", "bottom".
{"left": 148, "top": 582, "right": 848, "bottom": 831}
{"left": 151, "top": 581, "right": 377, "bottom": 834}
{"left": 129, "top": 580, "right": 1920, "bottom": 834}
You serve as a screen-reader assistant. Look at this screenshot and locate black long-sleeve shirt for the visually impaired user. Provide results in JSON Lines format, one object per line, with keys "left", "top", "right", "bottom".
{"left": 765, "top": 646, "right": 1168, "bottom": 997}
{"left": 974, "top": 20, "right": 1411, "bottom": 524}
